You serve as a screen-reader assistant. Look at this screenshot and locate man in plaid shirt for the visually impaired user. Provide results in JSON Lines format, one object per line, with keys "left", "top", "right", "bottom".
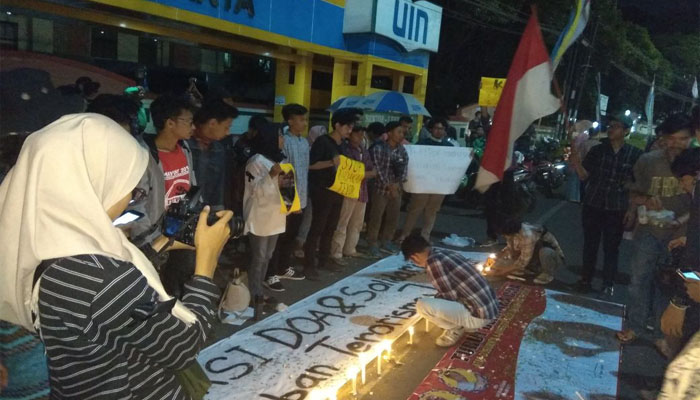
{"left": 366, "top": 121, "right": 409, "bottom": 257}
{"left": 401, "top": 234, "right": 499, "bottom": 347}
{"left": 570, "top": 114, "right": 642, "bottom": 295}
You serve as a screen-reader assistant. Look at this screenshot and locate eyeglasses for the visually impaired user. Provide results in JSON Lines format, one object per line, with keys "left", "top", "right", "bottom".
{"left": 129, "top": 187, "right": 147, "bottom": 205}
{"left": 176, "top": 118, "right": 194, "bottom": 126}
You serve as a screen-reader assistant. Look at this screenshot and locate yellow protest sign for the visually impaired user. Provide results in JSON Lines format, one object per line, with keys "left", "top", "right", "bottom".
{"left": 329, "top": 155, "right": 365, "bottom": 199}
{"left": 278, "top": 163, "right": 301, "bottom": 214}
{"left": 478, "top": 77, "right": 507, "bottom": 107}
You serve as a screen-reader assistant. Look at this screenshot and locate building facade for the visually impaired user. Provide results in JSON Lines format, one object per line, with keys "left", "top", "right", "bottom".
{"left": 1, "top": 0, "right": 441, "bottom": 125}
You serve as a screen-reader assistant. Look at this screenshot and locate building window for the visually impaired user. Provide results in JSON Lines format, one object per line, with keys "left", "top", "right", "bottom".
{"left": 91, "top": 27, "right": 117, "bottom": 59}
{"left": 403, "top": 76, "right": 415, "bottom": 94}
{"left": 0, "top": 21, "right": 18, "bottom": 50}
{"left": 139, "top": 37, "right": 158, "bottom": 66}
{"left": 311, "top": 70, "right": 332, "bottom": 91}
{"left": 288, "top": 65, "right": 296, "bottom": 84}
{"left": 371, "top": 76, "right": 392, "bottom": 90}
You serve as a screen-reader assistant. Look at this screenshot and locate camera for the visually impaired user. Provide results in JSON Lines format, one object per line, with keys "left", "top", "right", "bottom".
{"left": 162, "top": 186, "right": 244, "bottom": 246}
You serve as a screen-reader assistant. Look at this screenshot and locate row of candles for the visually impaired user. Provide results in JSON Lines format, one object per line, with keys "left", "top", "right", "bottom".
{"left": 307, "top": 321, "right": 429, "bottom": 400}
{"left": 307, "top": 255, "right": 495, "bottom": 399}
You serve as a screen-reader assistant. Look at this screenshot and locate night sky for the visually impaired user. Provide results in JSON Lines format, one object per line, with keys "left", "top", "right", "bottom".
{"left": 619, "top": 0, "right": 699, "bottom": 34}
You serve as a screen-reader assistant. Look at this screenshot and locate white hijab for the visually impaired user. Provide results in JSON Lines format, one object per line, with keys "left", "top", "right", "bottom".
{"left": 0, "top": 113, "right": 197, "bottom": 330}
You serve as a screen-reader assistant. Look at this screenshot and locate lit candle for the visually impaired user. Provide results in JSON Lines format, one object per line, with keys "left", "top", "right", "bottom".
{"left": 408, "top": 325, "right": 415, "bottom": 344}
{"left": 489, "top": 253, "right": 496, "bottom": 259}
{"left": 346, "top": 366, "right": 359, "bottom": 395}
{"left": 381, "top": 339, "right": 392, "bottom": 358}
{"left": 376, "top": 345, "right": 385, "bottom": 375}
{"left": 359, "top": 352, "right": 368, "bottom": 384}
{"left": 476, "top": 263, "right": 484, "bottom": 272}
{"left": 308, "top": 390, "right": 322, "bottom": 400}
{"left": 425, "top": 318, "right": 430, "bottom": 332}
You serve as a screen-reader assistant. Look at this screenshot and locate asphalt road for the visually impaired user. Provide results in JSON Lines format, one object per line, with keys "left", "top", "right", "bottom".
{"left": 212, "top": 190, "right": 667, "bottom": 400}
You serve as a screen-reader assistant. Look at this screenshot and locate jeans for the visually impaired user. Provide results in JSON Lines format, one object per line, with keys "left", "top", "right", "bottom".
{"left": 249, "top": 234, "right": 279, "bottom": 297}
{"left": 297, "top": 201, "right": 312, "bottom": 243}
{"left": 331, "top": 198, "right": 366, "bottom": 258}
{"left": 416, "top": 297, "right": 491, "bottom": 331}
{"left": 366, "top": 188, "right": 401, "bottom": 246}
{"left": 268, "top": 211, "right": 304, "bottom": 277}
{"left": 304, "top": 187, "right": 343, "bottom": 269}
{"left": 399, "top": 193, "right": 445, "bottom": 240}
{"left": 581, "top": 205, "right": 625, "bottom": 286}
{"left": 626, "top": 231, "right": 668, "bottom": 332}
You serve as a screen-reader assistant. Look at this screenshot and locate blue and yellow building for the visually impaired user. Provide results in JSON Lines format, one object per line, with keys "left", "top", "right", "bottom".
{"left": 0, "top": 0, "right": 442, "bottom": 123}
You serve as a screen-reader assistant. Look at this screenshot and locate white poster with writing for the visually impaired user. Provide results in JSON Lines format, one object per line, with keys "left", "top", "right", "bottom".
{"left": 198, "top": 252, "right": 489, "bottom": 399}
{"left": 403, "top": 145, "right": 472, "bottom": 195}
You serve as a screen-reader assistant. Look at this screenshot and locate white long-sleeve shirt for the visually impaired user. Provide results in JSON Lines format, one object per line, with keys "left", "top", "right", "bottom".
{"left": 243, "top": 154, "right": 286, "bottom": 236}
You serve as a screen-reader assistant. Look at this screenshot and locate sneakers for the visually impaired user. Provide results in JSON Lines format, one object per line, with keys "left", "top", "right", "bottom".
{"left": 279, "top": 266, "right": 305, "bottom": 281}
{"left": 436, "top": 327, "right": 465, "bottom": 347}
{"left": 533, "top": 273, "right": 554, "bottom": 285}
{"left": 367, "top": 246, "right": 383, "bottom": 259}
{"left": 601, "top": 285, "right": 614, "bottom": 298}
{"left": 380, "top": 241, "right": 399, "bottom": 254}
{"left": 263, "top": 275, "right": 285, "bottom": 292}
{"left": 330, "top": 257, "right": 348, "bottom": 267}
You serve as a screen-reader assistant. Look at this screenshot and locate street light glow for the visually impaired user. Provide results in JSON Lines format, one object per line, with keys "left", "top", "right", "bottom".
{"left": 624, "top": 110, "right": 631, "bottom": 116}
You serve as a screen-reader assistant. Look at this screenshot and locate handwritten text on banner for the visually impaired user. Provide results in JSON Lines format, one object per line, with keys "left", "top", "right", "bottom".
{"left": 329, "top": 155, "right": 365, "bottom": 199}
{"left": 198, "top": 252, "right": 490, "bottom": 399}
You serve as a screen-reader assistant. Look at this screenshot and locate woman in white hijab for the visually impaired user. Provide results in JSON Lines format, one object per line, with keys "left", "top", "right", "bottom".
{"left": 0, "top": 114, "right": 231, "bottom": 399}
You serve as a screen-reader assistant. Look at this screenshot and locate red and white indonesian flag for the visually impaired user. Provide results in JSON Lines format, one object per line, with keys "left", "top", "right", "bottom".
{"left": 475, "top": 11, "right": 561, "bottom": 193}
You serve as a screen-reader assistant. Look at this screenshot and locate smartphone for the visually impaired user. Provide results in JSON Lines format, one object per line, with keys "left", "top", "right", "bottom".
{"left": 113, "top": 210, "right": 144, "bottom": 226}
{"left": 676, "top": 269, "right": 700, "bottom": 282}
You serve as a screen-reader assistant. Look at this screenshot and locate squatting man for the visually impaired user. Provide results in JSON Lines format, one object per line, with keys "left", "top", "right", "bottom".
{"left": 401, "top": 234, "right": 500, "bottom": 347}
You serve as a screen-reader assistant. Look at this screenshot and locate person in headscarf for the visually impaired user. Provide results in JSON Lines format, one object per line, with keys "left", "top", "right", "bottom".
{"left": 0, "top": 113, "right": 232, "bottom": 399}
{"left": 244, "top": 123, "right": 288, "bottom": 319}
{"left": 307, "top": 125, "right": 327, "bottom": 147}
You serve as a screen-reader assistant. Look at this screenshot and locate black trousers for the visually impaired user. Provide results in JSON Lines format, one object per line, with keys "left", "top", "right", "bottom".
{"left": 581, "top": 205, "right": 625, "bottom": 285}
{"left": 304, "top": 186, "right": 343, "bottom": 270}
{"left": 267, "top": 210, "right": 304, "bottom": 277}
{"left": 160, "top": 249, "right": 196, "bottom": 298}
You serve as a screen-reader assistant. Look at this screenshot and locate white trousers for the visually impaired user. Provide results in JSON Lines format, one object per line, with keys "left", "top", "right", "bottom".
{"left": 330, "top": 197, "right": 366, "bottom": 258}
{"left": 416, "top": 297, "right": 491, "bottom": 330}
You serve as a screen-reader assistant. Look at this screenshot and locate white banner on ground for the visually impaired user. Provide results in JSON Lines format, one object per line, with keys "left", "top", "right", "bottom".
{"left": 403, "top": 145, "right": 473, "bottom": 194}
{"left": 198, "top": 252, "right": 489, "bottom": 399}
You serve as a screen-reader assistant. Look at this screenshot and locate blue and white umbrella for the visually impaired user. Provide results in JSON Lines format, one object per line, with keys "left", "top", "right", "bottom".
{"left": 327, "top": 96, "right": 366, "bottom": 112}
{"left": 359, "top": 91, "right": 431, "bottom": 116}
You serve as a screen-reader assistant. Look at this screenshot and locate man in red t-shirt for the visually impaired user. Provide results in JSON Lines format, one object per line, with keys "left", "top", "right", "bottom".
{"left": 147, "top": 94, "right": 198, "bottom": 296}
{"left": 151, "top": 96, "right": 196, "bottom": 208}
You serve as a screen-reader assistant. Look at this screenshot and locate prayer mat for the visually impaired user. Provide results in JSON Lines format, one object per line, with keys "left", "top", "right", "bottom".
{"left": 408, "top": 282, "right": 623, "bottom": 400}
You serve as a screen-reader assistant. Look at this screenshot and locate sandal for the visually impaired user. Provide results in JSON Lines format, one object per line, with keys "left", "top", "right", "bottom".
{"left": 615, "top": 329, "right": 636, "bottom": 343}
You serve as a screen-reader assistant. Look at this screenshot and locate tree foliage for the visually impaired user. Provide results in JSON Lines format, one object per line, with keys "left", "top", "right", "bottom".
{"left": 426, "top": 0, "right": 698, "bottom": 122}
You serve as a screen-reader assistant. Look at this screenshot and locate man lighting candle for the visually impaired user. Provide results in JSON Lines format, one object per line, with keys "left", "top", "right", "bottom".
{"left": 400, "top": 234, "right": 499, "bottom": 347}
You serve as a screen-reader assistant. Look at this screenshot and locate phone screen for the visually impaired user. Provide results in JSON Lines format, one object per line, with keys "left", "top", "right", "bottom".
{"left": 681, "top": 271, "right": 700, "bottom": 281}
{"left": 113, "top": 211, "right": 143, "bottom": 226}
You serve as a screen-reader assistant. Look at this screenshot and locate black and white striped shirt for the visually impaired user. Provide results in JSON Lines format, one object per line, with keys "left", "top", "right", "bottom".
{"left": 38, "top": 254, "right": 220, "bottom": 399}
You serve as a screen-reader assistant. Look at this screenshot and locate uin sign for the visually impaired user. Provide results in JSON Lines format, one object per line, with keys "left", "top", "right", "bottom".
{"left": 343, "top": 0, "right": 442, "bottom": 53}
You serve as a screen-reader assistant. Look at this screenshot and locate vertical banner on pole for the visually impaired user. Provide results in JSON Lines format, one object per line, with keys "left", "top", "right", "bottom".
{"left": 478, "top": 77, "right": 507, "bottom": 107}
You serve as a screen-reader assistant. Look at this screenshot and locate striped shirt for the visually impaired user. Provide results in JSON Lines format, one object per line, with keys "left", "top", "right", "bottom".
{"left": 38, "top": 254, "right": 220, "bottom": 400}
{"left": 426, "top": 248, "right": 499, "bottom": 320}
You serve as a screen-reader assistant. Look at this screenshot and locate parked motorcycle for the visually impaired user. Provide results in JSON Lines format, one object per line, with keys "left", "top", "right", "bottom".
{"left": 533, "top": 159, "right": 566, "bottom": 197}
